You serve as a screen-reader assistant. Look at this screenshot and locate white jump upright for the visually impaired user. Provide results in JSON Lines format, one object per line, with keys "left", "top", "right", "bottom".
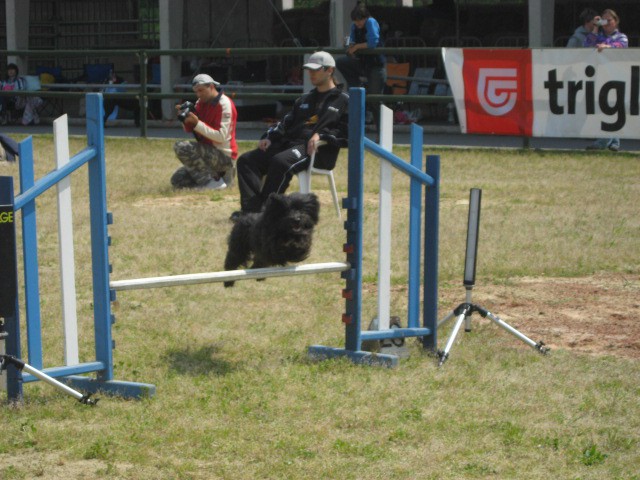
{"left": 54, "top": 115, "right": 79, "bottom": 366}
{"left": 377, "top": 105, "right": 394, "bottom": 331}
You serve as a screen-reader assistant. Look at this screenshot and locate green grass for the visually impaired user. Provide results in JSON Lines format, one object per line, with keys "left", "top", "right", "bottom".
{"left": 0, "top": 136, "right": 639, "bottom": 479}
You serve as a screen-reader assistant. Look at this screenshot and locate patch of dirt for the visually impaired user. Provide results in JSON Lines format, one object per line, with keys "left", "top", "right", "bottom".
{"left": 439, "top": 273, "right": 640, "bottom": 359}
{"left": 365, "top": 273, "right": 640, "bottom": 359}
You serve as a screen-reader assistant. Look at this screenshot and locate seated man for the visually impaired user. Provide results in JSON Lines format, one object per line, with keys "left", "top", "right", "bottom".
{"left": 171, "top": 74, "right": 238, "bottom": 190}
{"left": 234, "top": 51, "right": 349, "bottom": 217}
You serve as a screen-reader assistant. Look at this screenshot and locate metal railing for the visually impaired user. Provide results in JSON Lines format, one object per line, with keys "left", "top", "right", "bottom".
{"left": 2, "top": 46, "right": 452, "bottom": 137}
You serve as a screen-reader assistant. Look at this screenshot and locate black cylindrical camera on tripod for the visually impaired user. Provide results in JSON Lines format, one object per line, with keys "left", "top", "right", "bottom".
{"left": 177, "top": 101, "right": 197, "bottom": 123}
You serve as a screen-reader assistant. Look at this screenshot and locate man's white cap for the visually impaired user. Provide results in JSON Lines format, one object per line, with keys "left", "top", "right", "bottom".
{"left": 303, "top": 51, "right": 336, "bottom": 70}
{"left": 192, "top": 74, "right": 221, "bottom": 87}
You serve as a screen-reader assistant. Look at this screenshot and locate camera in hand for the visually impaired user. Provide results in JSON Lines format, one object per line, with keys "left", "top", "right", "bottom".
{"left": 177, "top": 101, "right": 197, "bottom": 123}
{"left": 595, "top": 18, "right": 608, "bottom": 26}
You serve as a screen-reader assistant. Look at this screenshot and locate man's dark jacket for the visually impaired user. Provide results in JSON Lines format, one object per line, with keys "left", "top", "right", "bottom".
{"left": 264, "top": 86, "right": 349, "bottom": 170}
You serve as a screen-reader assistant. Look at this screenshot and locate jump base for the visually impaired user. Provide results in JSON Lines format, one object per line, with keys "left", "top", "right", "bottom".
{"left": 308, "top": 345, "right": 399, "bottom": 368}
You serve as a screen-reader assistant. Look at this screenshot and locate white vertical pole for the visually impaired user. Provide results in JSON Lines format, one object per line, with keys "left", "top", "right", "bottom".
{"left": 54, "top": 115, "right": 79, "bottom": 365}
{"left": 377, "top": 105, "right": 393, "bottom": 330}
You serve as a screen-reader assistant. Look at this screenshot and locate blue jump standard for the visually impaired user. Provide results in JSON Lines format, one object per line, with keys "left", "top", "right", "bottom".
{"left": 2, "top": 94, "right": 155, "bottom": 402}
{"left": 308, "top": 88, "right": 440, "bottom": 367}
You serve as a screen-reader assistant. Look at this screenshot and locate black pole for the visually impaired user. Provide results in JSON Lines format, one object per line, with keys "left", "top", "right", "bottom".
{"left": 0, "top": 176, "right": 23, "bottom": 402}
{"left": 463, "top": 188, "right": 481, "bottom": 287}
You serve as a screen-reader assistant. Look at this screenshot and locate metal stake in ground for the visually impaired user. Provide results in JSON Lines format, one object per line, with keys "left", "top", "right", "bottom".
{"left": 0, "top": 355, "right": 98, "bottom": 405}
{"left": 436, "top": 188, "right": 550, "bottom": 367}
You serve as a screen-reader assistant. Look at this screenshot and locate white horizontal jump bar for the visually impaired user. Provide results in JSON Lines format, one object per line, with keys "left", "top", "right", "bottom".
{"left": 110, "top": 262, "right": 351, "bottom": 292}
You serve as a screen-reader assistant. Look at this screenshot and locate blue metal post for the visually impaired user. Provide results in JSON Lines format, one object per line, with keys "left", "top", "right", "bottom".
{"left": 308, "top": 89, "right": 438, "bottom": 367}
{"left": 85, "top": 93, "right": 114, "bottom": 382}
{"left": 0, "top": 176, "right": 23, "bottom": 401}
{"left": 407, "top": 123, "right": 424, "bottom": 329}
{"left": 17, "top": 138, "right": 43, "bottom": 370}
{"left": 343, "top": 87, "right": 365, "bottom": 352}
{"left": 423, "top": 155, "right": 440, "bottom": 350}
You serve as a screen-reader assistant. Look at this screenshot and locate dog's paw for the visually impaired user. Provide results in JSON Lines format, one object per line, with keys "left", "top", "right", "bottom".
{"left": 223, "top": 281, "right": 235, "bottom": 288}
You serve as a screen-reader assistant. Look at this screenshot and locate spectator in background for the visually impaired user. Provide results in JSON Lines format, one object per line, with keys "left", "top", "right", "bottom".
{"left": 171, "top": 74, "right": 238, "bottom": 190}
{"left": 0, "top": 63, "right": 43, "bottom": 126}
{"left": 336, "top": 2, "right": 386, "bottom": 96}
{"left": 584, "top": 9, "right": 628, "bottom": 152}
{"left": 566, "top": 8, "right": 599, "bottom": 47}
{"left": 103, "top": 69, "right": 141, "bottom": 127}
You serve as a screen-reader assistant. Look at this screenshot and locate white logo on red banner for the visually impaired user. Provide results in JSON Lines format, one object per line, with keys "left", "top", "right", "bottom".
{"left": 460, "top": 49, "right": 533, "bottom": 136}
{"left": 477, "top": 68, "right": 518, "bottom": 116}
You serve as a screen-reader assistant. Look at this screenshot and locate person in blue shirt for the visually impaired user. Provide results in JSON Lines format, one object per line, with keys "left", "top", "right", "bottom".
{"left": 336, "top": 2, "right": 386, "bottom": 97}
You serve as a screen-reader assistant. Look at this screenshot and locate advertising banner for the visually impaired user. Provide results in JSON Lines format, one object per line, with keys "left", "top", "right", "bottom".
{"left": 443, "top": 48, "right": 639, "bottom": 139}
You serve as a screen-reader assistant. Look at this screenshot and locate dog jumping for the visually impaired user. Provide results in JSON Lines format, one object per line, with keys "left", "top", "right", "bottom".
{"left": 223, "top": 193, "right": 320, "bottom": 287}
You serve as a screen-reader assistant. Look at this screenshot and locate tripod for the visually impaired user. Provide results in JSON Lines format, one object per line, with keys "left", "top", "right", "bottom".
{"left": 437, "top": 189, "right": 549, "bottom": 367}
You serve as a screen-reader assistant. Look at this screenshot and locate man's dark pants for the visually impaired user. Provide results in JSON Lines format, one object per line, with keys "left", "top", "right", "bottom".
{"left": 236, "top": 143, "right": 311, "bottom": 213}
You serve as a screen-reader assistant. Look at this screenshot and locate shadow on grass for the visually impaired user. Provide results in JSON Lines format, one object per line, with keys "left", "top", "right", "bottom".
{"left": 163, "top": 345, "right": 236, "bottom": 376}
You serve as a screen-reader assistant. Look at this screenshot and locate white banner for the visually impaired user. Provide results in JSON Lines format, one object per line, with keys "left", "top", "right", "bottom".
{"left": 443, "top": 48, "right": 639, "bottom": 139}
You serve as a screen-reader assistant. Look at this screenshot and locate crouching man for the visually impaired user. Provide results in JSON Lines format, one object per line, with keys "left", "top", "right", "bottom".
{"left": 171, "top": 74, "right": 238, "bottom": 190}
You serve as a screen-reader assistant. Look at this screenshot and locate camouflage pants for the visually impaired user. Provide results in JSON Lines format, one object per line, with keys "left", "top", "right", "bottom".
{"left": 171, "top": 140, "right": 235, "bottom": 188}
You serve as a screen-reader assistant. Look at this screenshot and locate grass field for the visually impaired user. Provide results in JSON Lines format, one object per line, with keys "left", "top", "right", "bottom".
{"left": 0, "top": 134, "right": 639, "bottom": 479}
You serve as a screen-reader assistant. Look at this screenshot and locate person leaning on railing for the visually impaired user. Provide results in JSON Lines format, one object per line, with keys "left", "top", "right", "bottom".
{"left": 566, "top": 8, "right": 599, "bottom": 48}
{"left": 336, "top": 1, "right": 386, "bottom": 96}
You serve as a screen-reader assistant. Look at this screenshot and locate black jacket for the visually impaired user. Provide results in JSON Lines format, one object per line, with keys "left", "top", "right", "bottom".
{"left": 264, "top": 87, "right": 349, "bottom": 169}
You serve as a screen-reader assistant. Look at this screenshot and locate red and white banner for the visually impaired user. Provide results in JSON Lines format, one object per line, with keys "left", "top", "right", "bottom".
{"left": 443, "top": 48, "right": 639, "bottom": 139}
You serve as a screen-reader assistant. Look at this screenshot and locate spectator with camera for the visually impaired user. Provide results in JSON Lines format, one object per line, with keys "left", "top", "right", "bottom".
{"left": 584, "top": 9, "right": 628, "bottom": 152}
{"left": 232, "top": 51, "right": 348, "bottom": 218}
{"left": 584, "top": 9, "right": 628, "bottom": 50}
{"left": 170, "top": 74, "right": 238, "bottom": 190}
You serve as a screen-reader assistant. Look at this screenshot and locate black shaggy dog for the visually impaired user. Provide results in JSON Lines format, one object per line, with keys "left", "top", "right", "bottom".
{"left": 223, "top": 193, "right": 320, "bottom": 287}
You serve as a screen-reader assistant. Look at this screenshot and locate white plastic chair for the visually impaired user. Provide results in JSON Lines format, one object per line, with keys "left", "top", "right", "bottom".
{"left": 297, "top": 140, "right": 342, "bottom": 220}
